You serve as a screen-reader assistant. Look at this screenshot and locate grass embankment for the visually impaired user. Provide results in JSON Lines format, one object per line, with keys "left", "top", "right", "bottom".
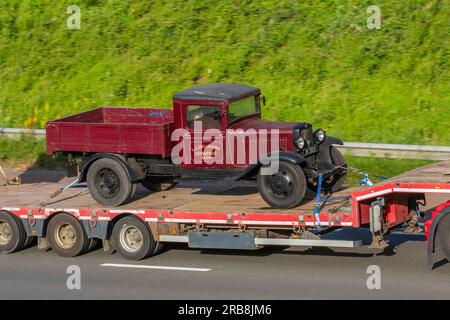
{"left": 0, "top": 1, "right": 448, "bottom": 145}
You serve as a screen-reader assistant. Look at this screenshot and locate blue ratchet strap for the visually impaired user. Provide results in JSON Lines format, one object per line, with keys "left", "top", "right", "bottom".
{"left": 359, "top": 173, "right": 374, "bottom": 186}
{"left": 313, "top": 173, "right": 324, "bottom": 228}
{"left": 50, "top": 177, "right": 81, "bottom": 199}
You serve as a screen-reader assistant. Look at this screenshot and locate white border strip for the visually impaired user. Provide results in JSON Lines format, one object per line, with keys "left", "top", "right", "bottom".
{"left": 355, "top": 187, "right": 450, "bottom": 201}
{"left": 100, "top": 263, "right": 211, "bottom": 272}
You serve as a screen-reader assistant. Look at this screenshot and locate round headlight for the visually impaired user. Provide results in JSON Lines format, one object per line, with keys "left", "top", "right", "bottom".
{"left": 296, "top": 137, "right": 305, "bottom": 149}
{"left": 315, "top": 129, "right": 325, "bottom": 143}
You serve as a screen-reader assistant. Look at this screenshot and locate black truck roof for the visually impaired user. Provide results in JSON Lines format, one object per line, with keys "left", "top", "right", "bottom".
{"left": 173, "top": 83, "right": 260, "bottom": 102}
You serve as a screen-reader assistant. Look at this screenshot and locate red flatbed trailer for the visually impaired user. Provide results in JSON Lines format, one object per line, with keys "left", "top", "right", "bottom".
{"left": 1, "top": 161, "right": 450, "bottom": 268}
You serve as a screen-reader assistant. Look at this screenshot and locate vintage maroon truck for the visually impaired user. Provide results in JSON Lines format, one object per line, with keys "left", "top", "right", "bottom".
{"left": 46, "top": 83, "right": 346, "bottom": 208}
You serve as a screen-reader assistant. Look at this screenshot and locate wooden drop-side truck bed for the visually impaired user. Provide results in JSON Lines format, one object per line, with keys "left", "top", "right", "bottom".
{"left": 1, "top": 161, "right": 450, "bottom": 269}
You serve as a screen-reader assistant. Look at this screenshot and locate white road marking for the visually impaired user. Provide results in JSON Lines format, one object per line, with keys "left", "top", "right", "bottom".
{"left": 100, "top": 263, "right": 211, "bottom": 272}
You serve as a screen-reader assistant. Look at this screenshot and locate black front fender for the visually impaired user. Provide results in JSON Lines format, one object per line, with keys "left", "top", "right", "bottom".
{"left": 316, "top": 136, "right": 344, "bottom": 171}
{"left": 238, "top": 151, "right": 306, "bottom": 180}
{"left": 259, "top": 151, "right": 306, "bottom": 166}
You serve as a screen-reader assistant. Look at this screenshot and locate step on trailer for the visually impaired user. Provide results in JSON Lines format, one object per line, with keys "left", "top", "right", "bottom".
{"left": 1, "top": 161, "right": 450, "bottom": 269}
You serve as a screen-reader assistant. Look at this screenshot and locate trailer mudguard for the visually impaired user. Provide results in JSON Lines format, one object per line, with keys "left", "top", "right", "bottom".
{"left": 427, "top": 203, "right": 450, "bottom": 269}
{"left": 316, "top": 136, "right": 344, "bottom": 171}
{"left": 79, "top": 153, "right": 145, "bottom": 183}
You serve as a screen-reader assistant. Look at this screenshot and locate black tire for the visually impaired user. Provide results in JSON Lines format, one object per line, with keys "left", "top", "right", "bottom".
{"left": 111, "top": 216, "right": 156, "bottom": 260}
{"left": 87, "top": 158, "right": 133, "bottom": 207}
{"left": 437, "top": 214, "right": 450, "bottom": 260}
{"left": 257, "top": 161, "right": 307, "bottom": 209}
{"left": 0, "top": 211, "right": 27, "bottom": 253}
{"left": 141, "top": 177, "right": 177, "bottom": 192}
{"left": 23, "top": 236, "right": 36, "bottom": 249}
{"left": 47, "top": 213, "right": 89, "bottom": 257}
{"left": 329, "top": 147, "right": 347, "bottom": 192}
{"left": 85, "top": 238, "right": 100, "bottom": 253}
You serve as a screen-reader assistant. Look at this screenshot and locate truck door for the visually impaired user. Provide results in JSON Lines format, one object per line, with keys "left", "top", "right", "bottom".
{"left": 184, "top": 104, "right": 226, "bottom": 169}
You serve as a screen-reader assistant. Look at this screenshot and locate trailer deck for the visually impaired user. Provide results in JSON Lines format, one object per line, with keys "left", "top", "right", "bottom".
{"left": 1, "top": 161, "right": 450, "bottom": 261}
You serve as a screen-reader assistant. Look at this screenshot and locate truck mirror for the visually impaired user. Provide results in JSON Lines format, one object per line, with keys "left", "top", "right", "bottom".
{"left": 262, "top": 96, "right": 266, "bottom": 106}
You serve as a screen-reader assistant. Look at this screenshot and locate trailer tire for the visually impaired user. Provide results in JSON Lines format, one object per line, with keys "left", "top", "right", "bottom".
{"left": 0, "top": 211, "right": 27, "bottom": 253}
{"left": 111, "top": 216, "right": 156, "bottom": 260}
{"left": 257, "top": 161, "right": 307, "bottom": 209}
{"left": 87, "top": 158, "right": 133, "bottom": 207}
{"left": 436, "top": 214, "right": 450, "bottom": 260}
{"left": 47, "top": 214, "right": 89, "bottom": 257}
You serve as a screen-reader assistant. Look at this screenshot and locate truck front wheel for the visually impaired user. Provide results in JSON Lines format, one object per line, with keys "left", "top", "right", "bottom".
{"left": 87, "top": 158, "right": 133, "bottom": 207}
{"left": 257, "top": 161, "right": 307, "bottom": 209}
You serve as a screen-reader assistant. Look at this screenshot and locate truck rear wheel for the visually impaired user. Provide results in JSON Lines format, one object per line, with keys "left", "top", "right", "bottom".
{"left": 111, "top": 216, "right": 157, "bottom": 260}
{"left": 257, "top": 161, "right": 307, "bottom": 209}
{"left": 47, "top": 214, "right": 89, "bottom": 257}
{"left": 0, "top": 211, "right": 27, "bottom": 253}
{"left": 87, "top": 158, "right": 133, "bottom": 207}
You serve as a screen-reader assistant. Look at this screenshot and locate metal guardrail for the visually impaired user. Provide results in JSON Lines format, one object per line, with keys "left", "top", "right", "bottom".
{"left": 338, "top": 142, "right": 450, "bottom": 153}
{"left": 0, "top": 128, "right": 46, "bottom": 135}
{"left": 1, "top": 127, "right": 449, "bottom": 159}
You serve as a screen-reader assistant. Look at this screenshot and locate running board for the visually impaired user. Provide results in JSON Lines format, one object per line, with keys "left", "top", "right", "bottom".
{"left": 254, "top": 238, "right": 362, "bottom": 248}
{"left": 159, "top": 234, "right": 362, "bottom": 249}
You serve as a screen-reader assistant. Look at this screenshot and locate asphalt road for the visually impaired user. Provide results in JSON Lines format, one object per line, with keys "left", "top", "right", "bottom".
{"left": 1, "top": 228, "right": 450, "bottom": 300}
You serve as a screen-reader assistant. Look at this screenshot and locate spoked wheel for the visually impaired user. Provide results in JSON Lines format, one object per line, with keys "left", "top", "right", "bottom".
{"left": 87, "top": 158, "right": 133, "bottom": 207}
{"left": 257, "top": 161, "right": 307, "bottom": 209}
{"left": 47, "top": 214, "right": 89, "bottom": 257}
{"left": 112, "top": 216, "right": 157, "bottom": 260}
{"left": 0, "top": 211, "right": 27, "bottom": 253}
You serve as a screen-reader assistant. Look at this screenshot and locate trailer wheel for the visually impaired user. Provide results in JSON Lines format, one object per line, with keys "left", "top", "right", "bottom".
{"left": 257, "top": 161, "right": 307, "bottom": 209}
{"left": 87, "top": 158, "right": 133, "bottom": 207}
{"left": 111, "top": 216, "right": 156, "bottom": 260}
{"left": 0, "top": 211, "right": 27, "bottom": 253}
{"left": 436, "top": 214, "right": 450, "bottom": 260}
{"left": 47, "top": 214, "right": 89, "bottom": 257}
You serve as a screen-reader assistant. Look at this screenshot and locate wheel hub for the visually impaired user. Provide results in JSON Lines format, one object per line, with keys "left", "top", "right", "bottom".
{"left": 96, "top": 168, "right": 120, "bottom": 198}
{"left": 0, "top": 221, "right": 12, "bottom": 245}
{"left": 54, "top": 223, "right": 77, "bottom": 249}
{"left": 267, "top": 171, "right": 292, "bottom": 195}
{"left": 119, "top": 225, "right": 143, "bottom": 253}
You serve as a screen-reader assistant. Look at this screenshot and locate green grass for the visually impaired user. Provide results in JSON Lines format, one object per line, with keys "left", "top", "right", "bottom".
{"left": 343, "top": 154, "right": 433, "bottom": 186}
{"left": 0, "top": 0, "right": 448, "bottom": 145}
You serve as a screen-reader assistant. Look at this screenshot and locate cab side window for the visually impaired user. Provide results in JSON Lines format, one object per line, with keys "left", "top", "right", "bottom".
{"left": 186, "top": 105, "right": 222, "bottom": 130}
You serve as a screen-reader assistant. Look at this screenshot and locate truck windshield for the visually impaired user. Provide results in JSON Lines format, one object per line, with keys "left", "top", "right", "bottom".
{"left": 228, "top": 96, "right": 259, "bottom": 123}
